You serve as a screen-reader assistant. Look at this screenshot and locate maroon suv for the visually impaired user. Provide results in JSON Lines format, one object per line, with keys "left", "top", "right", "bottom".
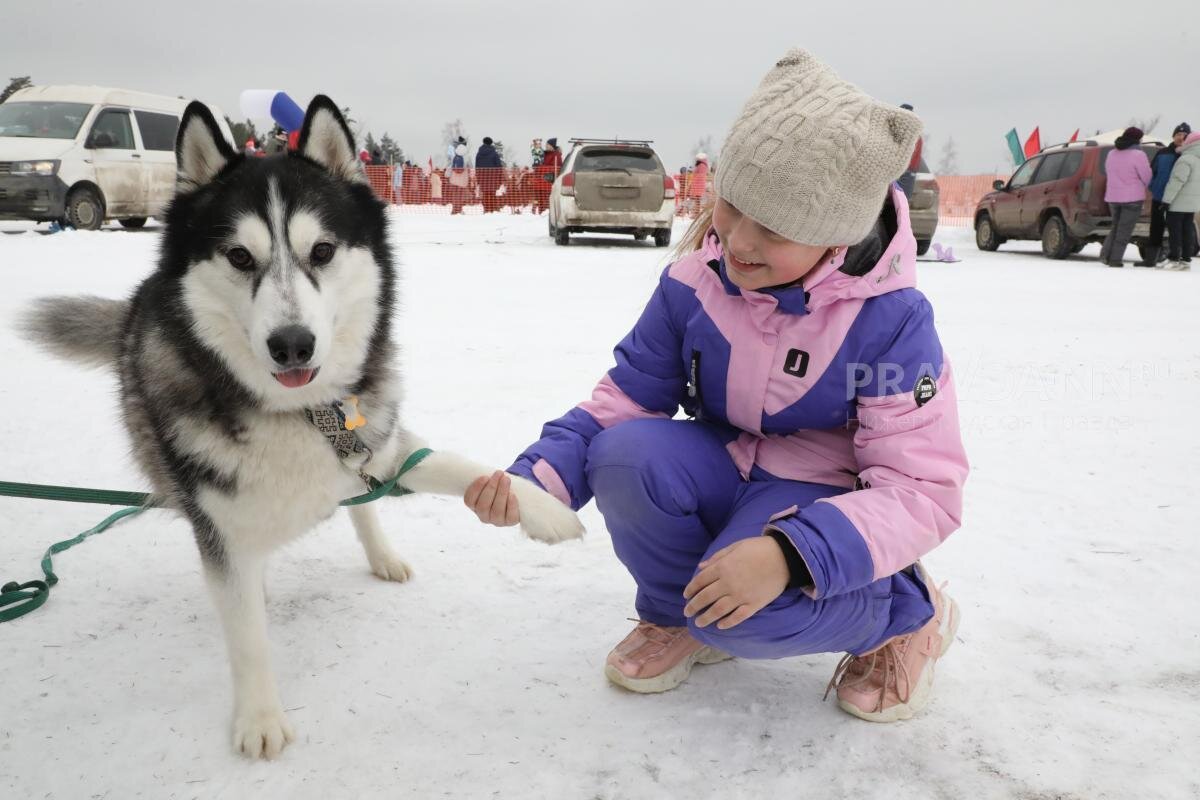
{"left": 974, "top": 138, "right": 1161, "bottom": 261}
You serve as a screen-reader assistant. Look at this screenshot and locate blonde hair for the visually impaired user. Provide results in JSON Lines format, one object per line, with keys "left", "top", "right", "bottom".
{"left": 671, "top": 199, "right": 716, "bottom": 261}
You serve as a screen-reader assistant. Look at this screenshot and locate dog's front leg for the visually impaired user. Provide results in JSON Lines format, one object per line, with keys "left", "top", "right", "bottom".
{"left": 204, "top": 555, "right": 294, "bottom": 759}
{"left": 348, "top": 503, "right": 413, "bottom": 581}
{"left": 395, "top": 448, "right": 584, "bottom": 544}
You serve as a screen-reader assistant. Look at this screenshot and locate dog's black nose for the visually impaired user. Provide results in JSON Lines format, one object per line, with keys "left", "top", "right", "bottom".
{"left": 266, "top": 325, "right": 316, "bottom": 367}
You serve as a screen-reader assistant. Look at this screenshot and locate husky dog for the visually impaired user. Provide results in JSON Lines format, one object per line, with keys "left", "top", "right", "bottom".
{"left": 21, "top": 96, "right": 583, "bottom": 759}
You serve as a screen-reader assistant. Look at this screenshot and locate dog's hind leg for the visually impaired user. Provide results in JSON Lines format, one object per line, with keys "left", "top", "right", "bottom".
{"left": 203, "top": 552, "right": 295, "bottom": 759}
{"left": 348, "top": 503, "right": 412, "bottom": 582}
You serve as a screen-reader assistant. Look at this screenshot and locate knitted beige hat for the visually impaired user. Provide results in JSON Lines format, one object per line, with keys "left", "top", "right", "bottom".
{"left": 715, "top": 49, "right": 923, "bottom": 246}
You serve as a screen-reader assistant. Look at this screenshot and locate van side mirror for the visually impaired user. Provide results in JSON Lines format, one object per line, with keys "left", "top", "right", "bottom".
{"left": 993, "top": 179, "right": 1006, "bottom": 191}
{"left": 86, "top": 131, "right": 115, "bottom": 149}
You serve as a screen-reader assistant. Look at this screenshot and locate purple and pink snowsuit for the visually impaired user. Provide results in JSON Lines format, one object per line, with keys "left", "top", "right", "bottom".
{"left": 509, "top": 187, "right": 969, "bottom": 658}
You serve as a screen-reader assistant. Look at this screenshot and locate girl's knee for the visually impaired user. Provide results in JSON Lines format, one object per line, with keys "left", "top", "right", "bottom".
{"left": 586, "top": 421, "right": 658, "bottom": 473}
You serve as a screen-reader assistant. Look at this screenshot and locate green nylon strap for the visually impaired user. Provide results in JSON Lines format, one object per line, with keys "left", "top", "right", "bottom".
{"left": 0, "top": 447, "right": 434, "bottom": 623}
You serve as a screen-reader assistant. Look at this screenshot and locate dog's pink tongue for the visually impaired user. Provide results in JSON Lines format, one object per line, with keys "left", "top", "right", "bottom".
{"left": 274, "top": 368, "right": 315, "bottom": 388}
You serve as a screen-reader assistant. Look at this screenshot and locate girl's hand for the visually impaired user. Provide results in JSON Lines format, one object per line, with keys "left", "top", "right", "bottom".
{"left": 683, "top": 537, "right": 790, "bottom": 630}
{"left": 464, "top": 470, "right": 520, "bottom": 527}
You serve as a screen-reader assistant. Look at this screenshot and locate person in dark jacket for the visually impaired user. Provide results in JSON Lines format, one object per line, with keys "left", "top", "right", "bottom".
{"left": 475, "top": 136, "right": 504, "bottom": 213}
{"left": 1141, "top": 122, "right": 1192, "bottom": 265}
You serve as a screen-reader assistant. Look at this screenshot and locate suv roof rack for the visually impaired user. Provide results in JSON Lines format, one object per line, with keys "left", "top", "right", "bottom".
{"left": 1041, "top": 140, "right": 1099, "bottom": 151}
{"left": 568, "top": 137, "right": 655, "bottom": 148}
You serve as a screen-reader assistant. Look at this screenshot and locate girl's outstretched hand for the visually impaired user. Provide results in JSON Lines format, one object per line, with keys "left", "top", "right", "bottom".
{"left": 465, "top": 470, "right": 520, "bottom": 527}
{"left": 683, "top": 537, "right": 790, "bottom": 630}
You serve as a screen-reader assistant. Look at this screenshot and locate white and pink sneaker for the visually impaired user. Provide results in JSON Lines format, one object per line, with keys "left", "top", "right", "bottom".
{"left": 825, "top": 564, "right": 961, "bottom": 722}
{"left": 605, "top": 620, "right": 731, "bottom": 693}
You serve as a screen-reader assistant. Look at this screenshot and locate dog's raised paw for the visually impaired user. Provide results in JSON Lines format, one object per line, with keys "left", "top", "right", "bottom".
{"left": 233, "top": 705, "right": 295, "bottom": 760}
{"left": 369, "top": 553, "right": 413, "bottom": 582}
{"left": 509, "top": 476, "right": 585, "bottom": 544}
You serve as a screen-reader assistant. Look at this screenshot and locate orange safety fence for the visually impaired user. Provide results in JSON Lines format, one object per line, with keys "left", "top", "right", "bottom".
{"left": 364, "top": 165, "right": 1008, "bottom": 229}
{"left": 936, "top": 175, "right": 1007, "bottom": 227}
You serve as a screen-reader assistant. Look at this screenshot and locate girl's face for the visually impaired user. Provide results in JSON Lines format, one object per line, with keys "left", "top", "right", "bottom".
{"left": 712, "top": 197, "right": 832, "bottom": 291}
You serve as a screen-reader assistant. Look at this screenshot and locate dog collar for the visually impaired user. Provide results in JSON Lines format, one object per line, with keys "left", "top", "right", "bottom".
{"left": 304, "top": 395, "right": 371, "bottom": 462}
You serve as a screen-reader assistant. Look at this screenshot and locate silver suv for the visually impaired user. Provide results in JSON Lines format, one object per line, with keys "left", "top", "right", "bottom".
{"left": 548, "top": 138, "right": 676, "bottom": 246}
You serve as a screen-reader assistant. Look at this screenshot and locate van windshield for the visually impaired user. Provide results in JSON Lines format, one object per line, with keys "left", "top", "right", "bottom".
{"left": 0, "top": 102, "right": 93, "bottom": 139}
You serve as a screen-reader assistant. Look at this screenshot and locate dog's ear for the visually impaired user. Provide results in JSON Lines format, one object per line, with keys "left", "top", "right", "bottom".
{"left": 175, "top": 101, "right": 237, "bottom": 191}
{"left": 297, "top": 95, "right": 363, "bottom": 183}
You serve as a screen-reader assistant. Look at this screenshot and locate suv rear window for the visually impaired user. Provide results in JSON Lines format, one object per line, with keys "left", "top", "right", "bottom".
{"left": 575, "top": 149, "right": 660, "bottom": 172}
{"left": 1098, "top": 145, "right": 1158, "bottom": 175}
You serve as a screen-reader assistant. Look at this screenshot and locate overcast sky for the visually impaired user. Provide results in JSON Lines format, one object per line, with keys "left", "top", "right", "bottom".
{"left": 6, "top": 0, "right": 1197, "bottom": 175}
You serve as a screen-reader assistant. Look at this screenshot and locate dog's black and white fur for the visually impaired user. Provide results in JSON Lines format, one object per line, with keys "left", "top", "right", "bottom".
{"left": 21, "top": 96, "right": 582, "bottom": 759}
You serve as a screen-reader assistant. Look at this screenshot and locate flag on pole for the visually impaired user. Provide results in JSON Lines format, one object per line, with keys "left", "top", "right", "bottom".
{"left": 1069, "top": 129, "right": 1079, "bottom": 143}
{"left": 1024, "top": 127, "right": 1041, "bottom": 158}
{"left": 1005, "top": 128, "right": 1025, "bottom": 166}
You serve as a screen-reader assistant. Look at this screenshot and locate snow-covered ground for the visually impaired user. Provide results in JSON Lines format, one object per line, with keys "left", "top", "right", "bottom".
{"left": 1, "top": 212, "right": 1197, "bottom": 799}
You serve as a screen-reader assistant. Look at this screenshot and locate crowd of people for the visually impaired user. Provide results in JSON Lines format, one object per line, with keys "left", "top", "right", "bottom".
{"left": 1102, "top": 123, "right": 1199, "bottom": 270}
{"left": 353, "top": 135, "right": 721, "bottom": 218}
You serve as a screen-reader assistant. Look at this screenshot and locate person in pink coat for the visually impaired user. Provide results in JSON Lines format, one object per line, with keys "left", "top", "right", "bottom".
{"left": 1100, "top": 126, "right": 1152, "bottom": 267}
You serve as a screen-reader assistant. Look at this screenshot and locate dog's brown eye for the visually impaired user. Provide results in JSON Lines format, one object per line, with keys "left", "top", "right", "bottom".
{"left": 311, "top": 242, "right": 335, "bottom": 267}
{"left": 226, "top": 246, "right": 255, "bottom": 272}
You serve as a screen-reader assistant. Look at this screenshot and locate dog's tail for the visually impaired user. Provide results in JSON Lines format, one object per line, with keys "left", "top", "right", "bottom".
{"left": 19, "top": 296, "right": 129, "bottom": 367}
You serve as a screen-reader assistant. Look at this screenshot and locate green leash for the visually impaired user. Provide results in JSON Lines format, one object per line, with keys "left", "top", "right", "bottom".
{"left": 0, "top": 447, "right": 433, "bottom": 623}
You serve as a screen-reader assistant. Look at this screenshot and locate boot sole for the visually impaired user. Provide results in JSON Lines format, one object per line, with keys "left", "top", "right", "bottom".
{"left": 604, "top": 646, "right": 732, "bottom": 694}
{"left": 837, "top": 595, "right": 961, "bottom": 723}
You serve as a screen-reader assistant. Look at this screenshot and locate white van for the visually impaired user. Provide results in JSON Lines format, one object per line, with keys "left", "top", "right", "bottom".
{"left": 0, "top": 86, "right": 233, "bottom": 229}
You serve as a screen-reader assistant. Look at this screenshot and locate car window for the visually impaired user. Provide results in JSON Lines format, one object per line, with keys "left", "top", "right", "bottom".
{"left": 1060, "top": 150, "right": 1083, "bottom": 180}
{"left": 90, "top": 110, "right": 135, "bottom": 150}
{"left": 1032, "top": 152, "right": 1066, "bottom": 184}
{"left": 575, "top": 149, "right": 661, "bottom": 173}
{"left": 1008, "top": 157, "right": 1041, "bottom": 189}
{"left": 0, "top": 101, "right": 92, "bottom": 139}
{"left": 134, "top": 110, "right": 179, "bottom": 151}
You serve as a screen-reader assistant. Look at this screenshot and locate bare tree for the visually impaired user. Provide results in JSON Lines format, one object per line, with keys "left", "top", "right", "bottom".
{"left": 1128, "top": 114, "right": 1162, "bottom": 135}
{"left": 936, "top": 137, "right": 959, "bottom": 175}
{"left": 0, "top": 76, "right": 32, "bottom": 104}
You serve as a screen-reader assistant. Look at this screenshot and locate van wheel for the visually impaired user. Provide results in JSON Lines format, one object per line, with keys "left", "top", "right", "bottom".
{"left": 916, "top": 239, "right": 931, "bottom": 256}
{"left": 1040, "top": 215, "right": 1075, "bottom": 259}
{"left": 65, "top": 187, "right": 104, "bottom": 231}
{"left": 975, "top": 215, "right": 1001, "bottom": 251}
{"left": 555, "top": 226, "right": 570, "bottom": 246}
{"left": 653, "top": 228, "right": 672, "bottom": 248}
{"left": 119, "top": 217, "right": 147, "bottom": 229}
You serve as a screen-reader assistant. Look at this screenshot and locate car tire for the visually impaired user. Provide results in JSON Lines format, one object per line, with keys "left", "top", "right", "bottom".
{"left": 554, "top": 226, "right": 569, "bottom": 246}
{"left": 1040, "top": 215, "right": 1075, "bottom": 259}
{"left": 653, "top": 228, "right": 671, "bottom": 248}
{"left": 548, "top": 215, "right": 556, "bottom": 239}
{"left": 975, "top": 214, "right": 1001, "bottom": 251}
{"left": 65, "top": 186, "right": 104, "bottom": 231}
{"left": 916, "top": 239, "right": 931, "bottom": 256}
{"left": 119, "top": 217, "right": 148, "bottom": 229}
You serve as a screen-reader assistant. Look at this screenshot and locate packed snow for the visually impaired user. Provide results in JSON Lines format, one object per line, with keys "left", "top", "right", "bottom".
{"left": 1, "top": 212, "right": 1197, "bottom": 799}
